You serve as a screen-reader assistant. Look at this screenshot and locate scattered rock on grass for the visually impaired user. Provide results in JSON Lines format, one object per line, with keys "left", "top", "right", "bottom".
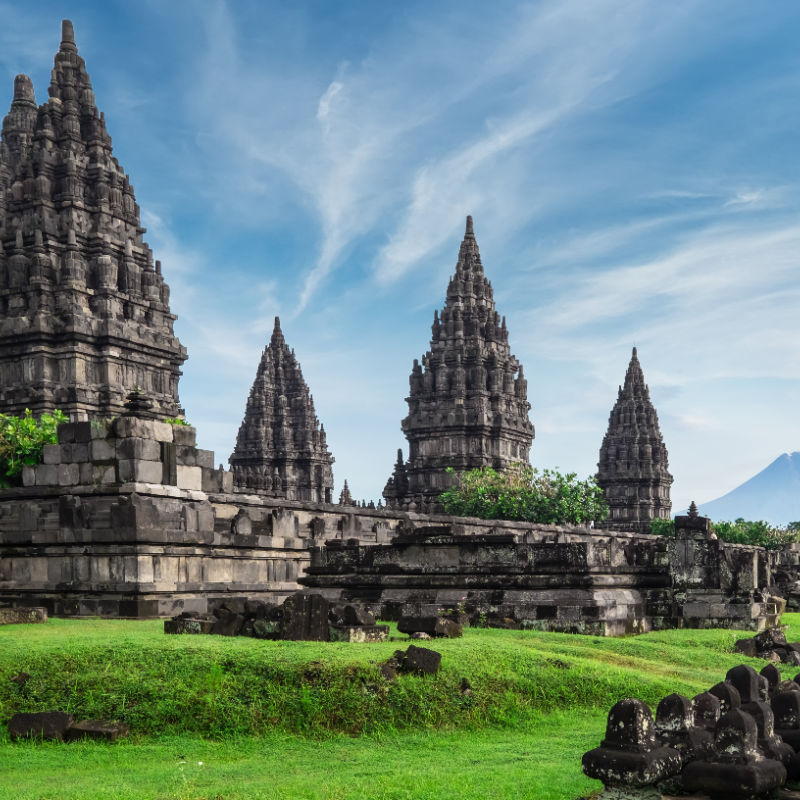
{"left": 8, "top": 711, "right": 74, "bottom": 741}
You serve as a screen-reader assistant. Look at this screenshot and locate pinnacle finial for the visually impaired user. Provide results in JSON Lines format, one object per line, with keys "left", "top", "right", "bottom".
{"left": 13, "top": 75, "right": 35, "bottom": 104}
{"left": 61, "top": 20, "right": 77, "bottom": 52}
{"left": 465, "top": 215, "right": 474, "bottom": 237}
{"left": 632, "top": 345, "right": 638, "bottom": 358}
{"left": 688, "top": 501, "right": 699, "bottom": 519}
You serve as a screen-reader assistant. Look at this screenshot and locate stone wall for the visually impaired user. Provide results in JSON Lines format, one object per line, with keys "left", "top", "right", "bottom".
{"left": 0, "top": 416, "right": 398, "bottom": 617}
{"left": 0, "top": 415, "right": 790, "bottom": 631}
{"left": 301, "top": 515, "right": 781, "bottom": 636}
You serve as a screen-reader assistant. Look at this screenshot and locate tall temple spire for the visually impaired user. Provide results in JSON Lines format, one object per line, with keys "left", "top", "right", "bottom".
{"left": 384, "top": 216, "right": 534, "bottom": 509}
{"left": 596, "top": 347, "right": 673, "bottom": 533}
{"left": 0, "top": 20, "right": 186, "bottom": 419}
{"left": 230, "top": 317, "right": 334, "bottom": 503}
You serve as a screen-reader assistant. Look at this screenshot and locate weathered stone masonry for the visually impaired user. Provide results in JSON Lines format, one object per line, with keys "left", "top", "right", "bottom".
{"left": 384, "top": 216, "right": 534, "bottom": 509}
{"left": 301, "top": 510, "right": 782, "bottom": 636}
{"left": 0, "top": 21, "right": 186, "bottom": 420}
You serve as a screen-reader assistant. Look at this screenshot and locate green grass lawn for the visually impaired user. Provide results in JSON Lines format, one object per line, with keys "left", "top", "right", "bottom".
{"left": 2, "top": 616, "right": 799, "bottom": 799}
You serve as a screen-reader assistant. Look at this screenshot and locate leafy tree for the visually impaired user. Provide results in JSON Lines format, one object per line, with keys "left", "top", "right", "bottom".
{"left": 439, "top": 464, "right": 608, "bottom": 525}
{"left": 0, "top": 409, "right": 67, "bottom": 488}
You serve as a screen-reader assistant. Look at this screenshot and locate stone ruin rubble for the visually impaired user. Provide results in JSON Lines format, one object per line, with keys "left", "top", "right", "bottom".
{"left": 583, "top": 662, "right": 800, "bottom": 799}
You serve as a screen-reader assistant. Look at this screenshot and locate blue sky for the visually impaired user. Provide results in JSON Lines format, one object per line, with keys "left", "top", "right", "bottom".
{"left": 2, "top": 1, "right": 799, "bottom": 514}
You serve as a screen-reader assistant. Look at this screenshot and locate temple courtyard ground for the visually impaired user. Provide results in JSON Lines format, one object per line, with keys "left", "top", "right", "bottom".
{"left": 4, "top": 617, "right": 799, "bottom": 800}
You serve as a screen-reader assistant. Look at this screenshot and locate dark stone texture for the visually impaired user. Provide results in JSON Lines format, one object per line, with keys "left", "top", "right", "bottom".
{"left": 329, "top": 604, "right": 375, "bottom": 627}
{"left": 280, "top": 592, "right": 330, "bottom": 641}
{"left": 64, "top": 719, "right": 130, "bottom": 742}
{"left": 772, "top": 690, "right": 800, "bottom": 751}
{"left": 681, "top": 709, "right": 787, "bottom": 798}
{"left": 9, "top": 711, "right": 73, "bottom": 741}
{"left": 726, "top": 664, "right": 761, "bottom": 706}
{"left": 596, "top": 348, "right": 673, "bottom": 534}
{"left": 654, "top": 692, "right": 713, "bottom": 763}
{"left": 383, "top": 216, "right": 534, "bottom": 510}
{"left": 0, "top": 607, "right": 47, "bottom": 625}
{"left": 230, "top": 317, "right": 333, "bottom": 503}
{"left": 692, "top": 692, "right": 721, "bottom": 731}
{"left": 582, "top": 698, "right": 682, "bottom": 788}
{"left": 398, "top": 645, "right": 441, "bottom": 675}
{"left": 0, "top": 21, "right": 186, "bottom": 420}
{"left": 210, "top": 612, "right": 244, "bottom": 637}
{"left": 397, "top": 616, "right": 462, "bottom": 638}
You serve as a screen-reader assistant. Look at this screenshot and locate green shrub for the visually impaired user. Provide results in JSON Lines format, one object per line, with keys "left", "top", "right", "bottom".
{"left": 649, "top": 516, "right": 800, "bottom": 550}
{"left": 649, "top": 518, "right": 675, "bottom": 536}
{"left": 439, "top": 464, "right": 608, "bottom": 525}
{"left": 712, "top": 518, "right": 800, "bottom": 550}
{"left": 0, "top": 409, "right": 67, "bottom": 488}
{"left": 164, "top": 417, "right": 190, "bottom": 426}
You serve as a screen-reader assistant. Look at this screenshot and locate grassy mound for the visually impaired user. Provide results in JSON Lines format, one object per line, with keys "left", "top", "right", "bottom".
{"left": 2, "top": 615, "right": 798, "bottom": 741}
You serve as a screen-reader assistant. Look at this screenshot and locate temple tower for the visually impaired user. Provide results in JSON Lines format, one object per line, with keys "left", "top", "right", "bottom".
{"left": 230, "top": 317, "right": 334, "bottom": 503}
{"left": 0, "top": 21, "right": 186, "bottom": 420}
{"left": 384, "top": 216, "right": 534, "bottom": 508}
{"left": 596, "top": 347, "right": 673, "bottom": 533}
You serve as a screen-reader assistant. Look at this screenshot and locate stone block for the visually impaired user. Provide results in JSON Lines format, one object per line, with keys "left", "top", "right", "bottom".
{"left": 161, "top": 441, "right": 178, "bottom": 485}
{"left": 330, "top": 604, "right": 376, "bottom": 627}
{"left": 164, "top": 617, "right": 214, "bottom": 635}
{"left": 9, "top": 711, "right": 73, "bottom": 741}
{"left": 93, "top": 465, "right": 116, "bottom": 484}
{"left": 64, "top": 720, "right": 130, "bottom": 742}
{"left": 734, "top": 637, "right": 758, "bottom": 658}
{"left": 0, "top": 607, "right": 47, "bottom": 625}
{"left": 176, "top": 445, "right": 197, "bottom": 466}
{"left": 42, "top": 444, "right": 61, "bottom": 464}
{"left": 57, "top": 421, "right": 92, "bottom": 443}
{"left": 171, "top": 425, "right": 197, "bottom": 447}
{"left": 117, "top": 437, "right": 161, "bottom": 461}
{"left": 79, "top": 462, "right": 93, "bottom": 485}
{"left": 398, "top": 616, "right": 462, "bottom": 638}
{"left": 60, "top": 443, "right": 89, "bottom": 463}
{"left": 113, "top": 417, "right": 174, "bottom": 443}
{"left": 195, "top": 449, "right": 215, "bottom": 469}
{"left": 57, "top": 463, "right": 80, "bottom": 487}
{"left": 329, "top": 624, "right": 389, "bottom": 643}
{"left": 210, "top": 612, "right": 244, "bottom": 636}
{"left": 36, "top": 464, "right": 58, "bottom": 486}
{"left": 281, "top": 592, "right": 330, "bottom": 641}
{"left": 89, "top": 439, "right": 115, "bottom": 463}
{"left": 21, "top": 466, "right": 36, "bottom": 487}
{"left": 177, "top": 466, "right": 202, "bottom": 491}
{"left": 118, "top": 459, "right": 163, "bottom": 484}
{"left": 400, "top": 645, "right": 442, "bottom": 675}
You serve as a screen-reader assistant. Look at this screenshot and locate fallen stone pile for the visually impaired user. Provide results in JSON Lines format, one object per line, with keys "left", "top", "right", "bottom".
{"left": 734, "top": 627, "right": 800, "bottom": 665}
{"left": 8, "top": 711, "right": 129, "bottom": 742}
{"left": 582, "top": 662, "right": 800, "bottom": 799}
{"left": 165, "top": 592, "right": 390, "bottom": 643}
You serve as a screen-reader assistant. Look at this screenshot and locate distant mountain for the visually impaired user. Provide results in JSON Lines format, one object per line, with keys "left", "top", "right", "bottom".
{"left": 693, "top": 452, "right": 800, "bottom": 526}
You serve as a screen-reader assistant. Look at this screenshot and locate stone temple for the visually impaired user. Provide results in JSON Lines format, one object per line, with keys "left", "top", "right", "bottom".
{"left": 596, "top": 347, "right": 673, "bottom": 533}
{"left": 0, "top": 21, "right": 186, "bottom": 420}
{"left": 229, "top": 317, "right": 334, "bottom": 502}
{"left": 0, "top": 21, "right": 793, "bottom": 638}
{"left": 384, "top": 216, "right": 534, "bottom": 509}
